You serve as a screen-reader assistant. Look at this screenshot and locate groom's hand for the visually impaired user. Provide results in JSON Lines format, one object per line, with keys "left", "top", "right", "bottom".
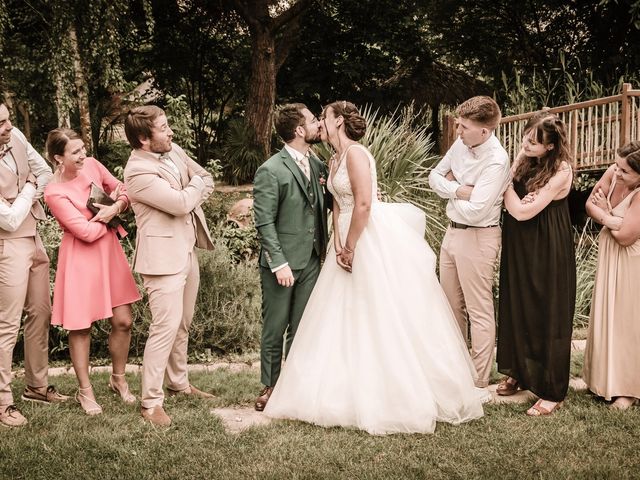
{"left": 275, "top": 266, "right": 295, "bottom": 287}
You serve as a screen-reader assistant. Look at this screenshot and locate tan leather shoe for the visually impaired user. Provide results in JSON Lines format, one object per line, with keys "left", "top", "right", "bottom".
{"left": 21, "top": 385, "right": 70, "bottom": 404}
{"left": 167, "top": 384, "right": 215, "bottom": 399}
{"left": 254, "top": 386, "right": 273, "bottom": 412}
{"left": 0, "top": 404, "right": 28, "bottom": 428}
{"left": 141, "top": 406, "right": 172, "bottom": 426}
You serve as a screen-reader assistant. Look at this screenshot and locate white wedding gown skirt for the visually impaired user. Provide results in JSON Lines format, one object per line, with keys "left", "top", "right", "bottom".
{"left": 264, "top": 201, "right": 484, "bottom": 434}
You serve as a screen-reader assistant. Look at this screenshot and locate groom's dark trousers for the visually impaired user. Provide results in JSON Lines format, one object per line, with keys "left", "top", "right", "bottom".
{"left": 259, "top": 252, "right": 321, "bottom": 386}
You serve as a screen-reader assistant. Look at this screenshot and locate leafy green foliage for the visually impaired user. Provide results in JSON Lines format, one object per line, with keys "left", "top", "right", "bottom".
{"left": 574, "top": 222, "right": 600, "bottom": 328}
{"left": 220, "top": 118, "right": 264, "bottom": 184}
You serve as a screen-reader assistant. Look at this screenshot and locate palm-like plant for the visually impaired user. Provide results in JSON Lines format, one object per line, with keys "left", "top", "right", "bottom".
{"left": 314, "top": 104, "right": 447, "bottom": 248}
{"left": 574, "top": 221, "right": 599, "bottom": 328}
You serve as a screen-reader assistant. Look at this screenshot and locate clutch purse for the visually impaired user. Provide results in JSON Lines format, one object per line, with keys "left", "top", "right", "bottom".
{"left": 86, "top": 182, "right": 122, "bottom": 229}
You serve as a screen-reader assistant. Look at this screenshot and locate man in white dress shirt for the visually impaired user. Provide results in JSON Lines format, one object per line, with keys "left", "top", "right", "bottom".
{"left": 0, "top": 103, "right": 69, "bottom": 428}
{"left": 429, "top": 96, "right": 510, "bottom": 402}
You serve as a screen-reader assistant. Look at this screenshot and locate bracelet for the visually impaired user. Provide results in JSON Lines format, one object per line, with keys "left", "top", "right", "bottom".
{"left": 343, "top": 245, "right": 354, "bottom": 254}
{"left": 115, "top": 200, "right": 126, "bottom": 215}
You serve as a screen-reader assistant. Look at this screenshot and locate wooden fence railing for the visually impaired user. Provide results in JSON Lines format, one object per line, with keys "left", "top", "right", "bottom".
{"left": 441, "top": 83, "right": 640, "bottom": 171}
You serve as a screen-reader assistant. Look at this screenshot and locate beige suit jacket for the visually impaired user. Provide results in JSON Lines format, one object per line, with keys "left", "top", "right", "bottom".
{"left": 124, "top": 143, "right": 214, "bottom": 275}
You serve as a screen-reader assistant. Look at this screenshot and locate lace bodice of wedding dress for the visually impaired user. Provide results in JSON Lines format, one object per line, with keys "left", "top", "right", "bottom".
{"left": 327, "top": 144, "right": 378, "bottom": 212}
{"left": 327, "top": 144, "right": 378, "bottom": 237}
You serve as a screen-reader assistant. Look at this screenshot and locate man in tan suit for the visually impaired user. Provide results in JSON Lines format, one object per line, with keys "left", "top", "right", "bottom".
{"left": 0, "top": 103, "right": 69, "bottom": 428}
{"left": 124, "top": 105, "right": 215, "bottom": 426}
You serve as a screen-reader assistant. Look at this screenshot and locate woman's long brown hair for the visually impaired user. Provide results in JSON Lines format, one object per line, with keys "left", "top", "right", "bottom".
{"left": 513, "top": 113, "right": 573, "bottom": 192}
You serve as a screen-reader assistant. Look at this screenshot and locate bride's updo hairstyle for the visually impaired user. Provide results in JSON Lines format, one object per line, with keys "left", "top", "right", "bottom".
{"left": 326, "top": 101, "right": 367, "bottom": 141}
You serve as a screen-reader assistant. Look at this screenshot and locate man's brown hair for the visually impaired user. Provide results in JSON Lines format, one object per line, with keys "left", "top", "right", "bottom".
{"left": 274, "top": 103, "right": 307, "bottom": 143}
{"left": 124, "top": 105, "right": 165, "bottom": 149}
{"left": 456, "top": 96, "right": 502, "bottom": 130}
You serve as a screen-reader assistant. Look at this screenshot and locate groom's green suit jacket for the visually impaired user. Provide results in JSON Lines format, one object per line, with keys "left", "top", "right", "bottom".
{"left": 253, "top": 147, "right": 330, "bottom": 271}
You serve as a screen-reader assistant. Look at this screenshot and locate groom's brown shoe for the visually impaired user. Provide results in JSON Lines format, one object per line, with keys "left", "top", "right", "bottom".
{"left": 167, "top": 384, "right": 215, "bottom": 399}
{"left": 141, "top": 406, "right": 172, "bottom": 426}
{"left": 254, "top": 386, "right": 273, "bottom": 411}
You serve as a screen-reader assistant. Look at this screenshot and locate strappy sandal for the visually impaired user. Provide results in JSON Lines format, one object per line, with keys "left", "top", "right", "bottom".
{"left": 526, "top": 399, "right": 563, "bottom": 417}
{"left": 76, "top": 386, "right": 103, "bottom": 416}
{"left": 496, "top": 377, "right": 520, "bottom": 396}
{"left": 108, "top": 373, "right": 137, "bottom": 405}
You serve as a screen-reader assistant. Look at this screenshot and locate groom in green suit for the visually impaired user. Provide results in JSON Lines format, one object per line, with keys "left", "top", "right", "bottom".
{"left": 253, "top": 103, "right": 330, "bottom": 411}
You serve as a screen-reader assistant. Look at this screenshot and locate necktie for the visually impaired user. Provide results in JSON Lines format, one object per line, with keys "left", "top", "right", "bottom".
{"left": 160, "top": 153, "right": 180, "bottom": 176}
{"left": 298, "top": 153, "right": 310, "bottom": 180}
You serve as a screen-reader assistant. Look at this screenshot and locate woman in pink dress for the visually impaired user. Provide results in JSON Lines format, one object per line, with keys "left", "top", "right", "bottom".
{"left": 44, "top": 128, "right": 141, "bottom": 416}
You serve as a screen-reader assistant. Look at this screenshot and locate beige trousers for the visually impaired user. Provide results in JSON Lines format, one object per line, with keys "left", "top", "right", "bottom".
{"left": 439, "top": 226, "right": 501, "bottom": 388}
{"left": 140, "top": 251, "right": 199, "bottom": 409}
{"left": 0, "top": 235, "right": 51, "bottom": 405}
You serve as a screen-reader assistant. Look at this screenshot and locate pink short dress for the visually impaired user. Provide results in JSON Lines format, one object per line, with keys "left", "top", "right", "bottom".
{"left": 44, "top": 157, "right": 141, "bottom": 330}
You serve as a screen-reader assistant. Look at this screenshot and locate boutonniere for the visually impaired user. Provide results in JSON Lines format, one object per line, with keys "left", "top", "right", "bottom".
{"left": 318, "top": 173, "right": 327, "bottom": 186}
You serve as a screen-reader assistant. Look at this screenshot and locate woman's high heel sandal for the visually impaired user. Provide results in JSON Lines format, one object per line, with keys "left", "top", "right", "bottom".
{"left": 108, "top": 373, "right": 137, "bottom": 405}
{"left": 526, "top": 399, "right": 563, "bottom": 417}
{"left": 76, "top": 386, "right": 103, "bottom": 416}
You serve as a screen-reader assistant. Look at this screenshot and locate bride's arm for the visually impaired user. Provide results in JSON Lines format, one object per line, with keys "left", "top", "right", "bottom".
{"left": 340, "top": 148, "right": 372, "bottom": 268}
{"left": 333, "top": 197, "right": 342, "bottom": 254}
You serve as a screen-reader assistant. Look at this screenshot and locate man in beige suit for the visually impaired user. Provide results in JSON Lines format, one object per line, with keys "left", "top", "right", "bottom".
{"left": 0, "top": 103, "right": 69, "bottom": 428}
{"left": 124, "top": 105, "right": 215, "bottom": 426}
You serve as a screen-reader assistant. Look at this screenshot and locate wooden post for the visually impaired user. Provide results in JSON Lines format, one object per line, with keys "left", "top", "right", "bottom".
{"left": 620, "top": 82, "right": 631, "bottom": 148}
{"left": 571, "top": 110, "right": 579, "bottom": 170}
{"left": 440, "top": 114, "right": 456, "bottom": 155}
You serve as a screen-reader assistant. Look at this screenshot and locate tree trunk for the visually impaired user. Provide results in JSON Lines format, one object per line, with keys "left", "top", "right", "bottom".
{"left": 69, "top": 26, "right": 93, "bottom": 153}
{"left": 55, "top": 73, "right": 71, "bottom": 129}
{"left": 245, "top": 27, "right": 276, "bottom": 159}
{"left": 15, "top": 103, "right": 31, "bottom": 141}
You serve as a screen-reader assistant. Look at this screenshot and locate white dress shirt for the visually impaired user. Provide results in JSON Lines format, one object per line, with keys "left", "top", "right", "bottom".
{"left": 284, "top": 144, "right": 310, "bottom": 180}
{"left": 429, "top": 135, "right": 510, "bottom": 227}
{"left": 0, "top": 182, "right": 37, "bottom": 232}
{"left": 2, "top": 127, "right": 53, "bottom": 200}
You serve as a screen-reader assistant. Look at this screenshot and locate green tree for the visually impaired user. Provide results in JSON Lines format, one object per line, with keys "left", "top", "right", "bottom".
{"left": 229, "top": 0, "right": 316, "bottom": 158}
{"left": 150, "top": 0, "right": 250, "bottom": 164}
{"left": 426, "top": 0, "right": 640, "bottom": 99}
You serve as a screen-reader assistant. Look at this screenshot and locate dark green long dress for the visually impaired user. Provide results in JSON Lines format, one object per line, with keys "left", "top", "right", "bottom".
{"left": 497, "top": 177, "right": 576, "bottom": 402}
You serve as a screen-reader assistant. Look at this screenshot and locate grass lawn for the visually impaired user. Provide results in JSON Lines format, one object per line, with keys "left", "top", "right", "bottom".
{"left": 2, "top": 357, "right": 640, "bottom": 480}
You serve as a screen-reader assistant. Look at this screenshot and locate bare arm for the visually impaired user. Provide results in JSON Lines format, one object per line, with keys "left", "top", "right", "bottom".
{"left": 504, "top": 162, "right": 573, "bottom": 221}
{"left": 343, "top": 148, "right": 372, "bottom": 252}
{"left": 610, "top": 194, "right": 640, "bottom": 246}
{"left": 585, "top": 165, "right": 622, "bottom": 231}
{"left": 336, "top": 147, "right": 373, "bottom": 272}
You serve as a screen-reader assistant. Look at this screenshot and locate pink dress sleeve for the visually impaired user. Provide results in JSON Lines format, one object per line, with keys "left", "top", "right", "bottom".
{"left": 90, "top": 158, "right": 130, "bottom": 208}
{"left": 45, "top": 188, "right": 108, "bottom": 243}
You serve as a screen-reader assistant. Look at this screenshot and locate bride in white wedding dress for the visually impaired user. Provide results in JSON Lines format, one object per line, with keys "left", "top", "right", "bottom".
{"left": 264, "top": 101, "right": 484, "bottom": 434}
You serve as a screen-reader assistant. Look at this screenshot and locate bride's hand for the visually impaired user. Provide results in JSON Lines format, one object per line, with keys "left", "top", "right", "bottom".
{"left": 336, "top": 246, "right": 354, "bottom": 273}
